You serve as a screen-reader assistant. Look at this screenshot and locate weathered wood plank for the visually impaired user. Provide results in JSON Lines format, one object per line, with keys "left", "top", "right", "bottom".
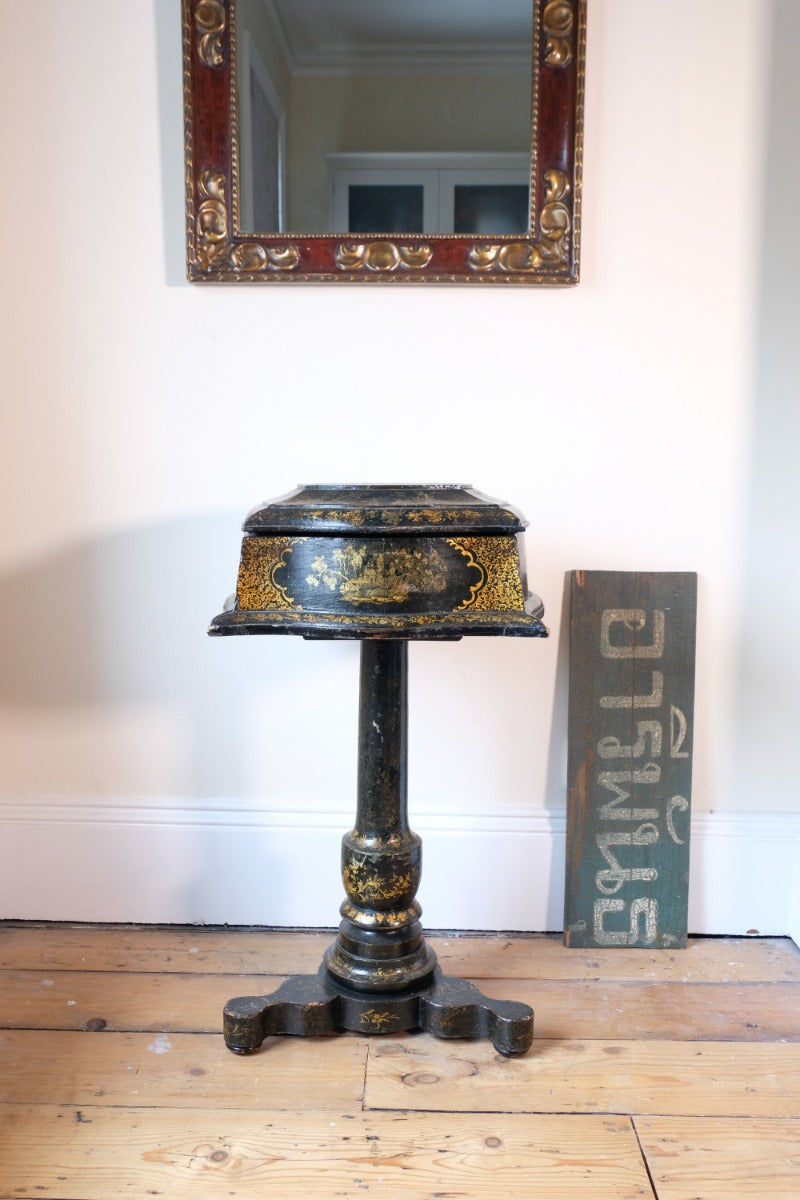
{"left": 365, "top": 1037, "right": 800, "bottom": 1118}
{"left": 0, "top": 925, "right": 332, "bottom": 974}
{"left": 565, "top": 571, "right": 697, "bottom": 948}
{"left": 0, "top": 1030, "right": 368, "bottom": 1112}
{"left": 0, "top": 969, "right": 283, "bottom": 1033}
{"left": 2, "top": 924, "right": 797, "bottom": 982}
{"left": 0, "top": 1106, "right": 654, "bottom": 1200}
{"left": 486, "top": 979, "right": 800, "bottom": 1042}
{"left": 440, "top": 935, "right": 800, "bottom": 983}
{"left": 635, "top": 1116, "right": 800, "bottom": 1199}
{"left": 3, "top": 970, "right": 799, "bottom": 1043}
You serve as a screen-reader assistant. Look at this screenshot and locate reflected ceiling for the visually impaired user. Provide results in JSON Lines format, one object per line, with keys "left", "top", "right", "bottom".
{"left": 263, "top": 0, "right": 531, "bottom": 72}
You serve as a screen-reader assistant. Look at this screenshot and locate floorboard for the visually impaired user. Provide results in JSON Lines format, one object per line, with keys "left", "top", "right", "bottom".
{"left": 1, "top": 925, "right": 797, "bottom": 980}
{"left": 0, "top": 1029, "right": 368, "bottom": 1112}
{"left": 364, "top": 1036, "right": 800, "bottom": 1118}
{"left": 3, "top": 971, "right": 799, "bottom": 1042}
{"left": 635, "top": 1116, "right": 800, "bottom": 1199}
{"left": 0, "top": 1106, "right": 654, "bottom": 1200}
{"left": 0, "top": 924, "right": 798, "bottom": 1199}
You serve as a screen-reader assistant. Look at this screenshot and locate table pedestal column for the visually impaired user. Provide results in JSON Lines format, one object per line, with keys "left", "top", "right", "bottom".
{"left": 223, "top": 641, "right": 534, "bottom": 1057}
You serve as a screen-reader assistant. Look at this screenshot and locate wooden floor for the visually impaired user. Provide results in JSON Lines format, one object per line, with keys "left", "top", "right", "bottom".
{"left": 1, "top": 925, "right": 799, "bottom": 1199}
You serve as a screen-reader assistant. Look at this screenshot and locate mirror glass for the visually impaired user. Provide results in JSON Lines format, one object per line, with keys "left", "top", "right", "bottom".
{"left": 235, "top": 0, "right": 533, "bottom": 237}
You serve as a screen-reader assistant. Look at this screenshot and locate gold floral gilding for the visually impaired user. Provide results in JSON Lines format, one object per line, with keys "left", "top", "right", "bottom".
{"left": 340, "top": 901, "right": 421, "bottom": 929}
{"left": 304, "top": 507, "right": 487, "bottom": 528}
{"left": 360, "top": 1010, "right": 399, "bottom": 1030}
{"left": 343, "top": 863, "right": 414, "bottom": 904}
{"left": 407, "top": 508, "right": 484, "bottom": 525}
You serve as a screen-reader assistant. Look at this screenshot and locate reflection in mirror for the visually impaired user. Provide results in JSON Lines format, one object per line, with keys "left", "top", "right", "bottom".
{"left": 235, "top": 0, "right": 533, "bottom": 237}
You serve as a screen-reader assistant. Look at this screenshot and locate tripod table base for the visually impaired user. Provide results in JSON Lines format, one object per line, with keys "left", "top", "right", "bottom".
{"left": 223, "top": 964, "right": 534, "bottom": 1057}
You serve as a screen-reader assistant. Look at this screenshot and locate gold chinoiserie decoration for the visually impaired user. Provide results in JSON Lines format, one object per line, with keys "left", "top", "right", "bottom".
{"left": 343, "top": 861, "right": 414, "bottom": 904}
{"left": 232, "top": 535, "right": 525, "bottom": 617}
{"left": 305, "top": 545, "right": 448, "bottom": 606}
{"left": 359, "top": 1010, "right": 399, "bottom": 1030}
{"left": 218, "top": 488, "right": 546, "bottom": 633}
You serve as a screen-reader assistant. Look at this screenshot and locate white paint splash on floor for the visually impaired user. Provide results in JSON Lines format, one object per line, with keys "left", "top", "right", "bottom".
{"left": 146, "top": 1033, "right": 173, "bottom": 1054}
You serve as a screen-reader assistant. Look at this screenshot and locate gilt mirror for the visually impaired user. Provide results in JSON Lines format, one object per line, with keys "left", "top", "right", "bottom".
{"left": 183, "top": 0, "right": 585, "bottom": 283}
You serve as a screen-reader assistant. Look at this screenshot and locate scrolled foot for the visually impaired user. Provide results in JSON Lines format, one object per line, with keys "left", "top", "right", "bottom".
{"left": 223, "top": 994, "right": 270, "bottom": 1054}
{"left": 419, "top": 974, "right": 534, "bottom": 1056}
{"left": 486, "top": 1000, "right": 535, "bottom": 1056}
{"left": 223, "top": 975, "right": 339, "bottom": 1054}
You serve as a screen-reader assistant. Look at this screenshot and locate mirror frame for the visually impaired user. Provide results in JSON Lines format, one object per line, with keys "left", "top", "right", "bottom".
{"left": 183, "top": 0, "right": 586, "bottom": 284}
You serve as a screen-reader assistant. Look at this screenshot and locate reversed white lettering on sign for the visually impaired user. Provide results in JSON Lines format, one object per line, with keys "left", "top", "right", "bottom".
{"left": 565, "top": 573, "right": 696, "bottom": 949}
{"left": 595, "top": 824, "right": 660, "bottom": 895}
{"left": 600, "top": 670, "right": 664, "bottom": 709}
{"left": 593, "top": 606, "right": 668, "bottom": 945}
{"left": 670, "top": 705, "right": 690, "bottom": 758}
{"left": 593, "top": 897, "right": 659, "bottom": 946}
{"left": 600, "top": 609, "right": 665, "bottom": 659}
{"left": 666, "top": 795, "right": 690, "bottom": 845}
{"left": 598, "top": 720, "right": 663, "bottom": 759}
{"left": 597, "top": 764, "right": 660, "bottom": 822}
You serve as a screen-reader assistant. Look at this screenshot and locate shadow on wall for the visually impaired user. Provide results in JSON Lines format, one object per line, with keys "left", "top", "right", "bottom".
{"left": 735, "top": 0, "right": 800, "bottom": 805}
{"left": 544, "top": 572, "right": 571, "bottom": 923}
{"left": 152, "top": 0, "right": 187, "bottom": 287}
{"left": 0, "top": 513, "right": 347, "bottom": 799}
{"left": 0, "top": 515, "right": 566, "bottom": 924}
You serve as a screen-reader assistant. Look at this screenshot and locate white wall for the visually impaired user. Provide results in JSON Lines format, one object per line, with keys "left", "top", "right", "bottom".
{"left": 1, "top": 1, "right": 797, "bottom": 933}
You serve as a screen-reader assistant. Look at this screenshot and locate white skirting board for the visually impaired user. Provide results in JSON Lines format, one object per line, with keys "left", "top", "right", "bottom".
{"left": 1, "top": 801, "right": 799, "bottom": 941}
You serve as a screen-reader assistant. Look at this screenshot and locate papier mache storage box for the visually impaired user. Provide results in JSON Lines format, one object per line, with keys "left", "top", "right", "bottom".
{"left": 209, "top": 483, "right": 547, "bottom": 640}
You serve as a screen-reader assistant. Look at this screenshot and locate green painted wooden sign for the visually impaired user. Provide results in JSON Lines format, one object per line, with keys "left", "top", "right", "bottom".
{"left": 564, "top": 571, "right": 697, "bottom": 949}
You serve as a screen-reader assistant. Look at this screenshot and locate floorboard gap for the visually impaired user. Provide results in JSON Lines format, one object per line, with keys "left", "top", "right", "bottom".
{"left": 631, "top": 1115, "right": 662, "bottom": 1200}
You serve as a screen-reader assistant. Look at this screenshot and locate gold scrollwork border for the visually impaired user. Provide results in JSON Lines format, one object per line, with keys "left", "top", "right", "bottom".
{"left": 335, "top": 241, "right": 434, "bottom": 274}
{"left": 448, "top": 538, "right": 526, "bottom": 612}
{"left": 447, "top": 542, "right": 488, "bottom": 611}
{"left": 467, "top": 168, "right": 571, "bottom": 275}
{"left": 194, "top": 0, "right": 226, "bottom": 68}
{"left": 237, "top": 536, "right": 298, "bottom": 611}
{"left": 195, "top": 170, "right": 300, "bottom": 273}
{"left": 542, "top": 0, "right": 576, "bottom": 69}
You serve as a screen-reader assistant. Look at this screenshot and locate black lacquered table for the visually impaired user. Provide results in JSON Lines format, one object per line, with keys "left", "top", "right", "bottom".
{"left": 209, "top": 485, "right": 547, "bottom": 1056}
